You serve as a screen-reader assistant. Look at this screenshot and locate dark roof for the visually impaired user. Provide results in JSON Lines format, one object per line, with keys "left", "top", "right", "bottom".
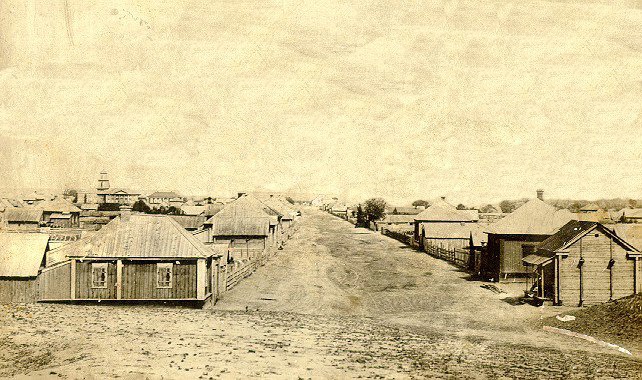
{"left": 538, "top": 220, "right": 638, "bottom": 256}
{"left": 4, "top": 208, "right": 43, "bottom": 223}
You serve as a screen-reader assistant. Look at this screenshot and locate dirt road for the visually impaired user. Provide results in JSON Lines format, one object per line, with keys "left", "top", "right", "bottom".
{"left": 1, "top": 209, "right": 641, "bottom": 379}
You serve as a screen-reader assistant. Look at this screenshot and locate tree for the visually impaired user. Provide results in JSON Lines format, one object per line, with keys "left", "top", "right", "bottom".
{"left": 499, "top": 200, "right": 516, "bottom": 213}
{"left": 479, "top": 204, "right": 497, "bottom": 213}
{"left": 97, "top": 203, "right": 121, "bottom": 211}
{"left": 412, "top": 200, "right": 430, "bottom": 208}
{"left": 355, "top": 204, "right": 367, "bottom": 228}
{"left": 392, "top": 208, "right": 399, "bottom": 215}
{"left": 132, "top": 200, "right": 152, "bottom": 213}
{"left": 363, "top": 198, "right": 387, "bottom": 223}
{"left": 456, "top": 204, "right": 467, "bottom": 210}
{"left": 63, "top": 188, "right": 78, "bottom": 203}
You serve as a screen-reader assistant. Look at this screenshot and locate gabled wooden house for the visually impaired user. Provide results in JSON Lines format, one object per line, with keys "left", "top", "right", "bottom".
{"left": 40, "top": 212, "right": 225, "bottom": 303}
{"left": 523, "top": 221, "right": 640, "bottom": 306}
{"left": 413, "top": 197, "right": 479, "bottom": 247}
{"left": 0, "top": 232, "right": 50, "bottom": 303}
{"left": 203, "top": 195, "right": 282, "bottom": 252}
{"left": 3, "top": 208, "right": 44, "bottom": 231}
{"left": 482, "top": 196, "right": 573, "bottom": 282}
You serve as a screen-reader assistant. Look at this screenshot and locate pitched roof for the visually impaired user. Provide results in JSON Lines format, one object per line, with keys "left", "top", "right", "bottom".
{"left": 622, "top": 208, "right": 642, "bottom": 218}
{"left": 487, "top": 199, "right": 573, "bottom": 235}
{"left": 169, "top": 215, "right": 207, "bottom": 230}
{"left": 414, "top": 199, "right": 479, "bottom": 222}
{"left": 419, "top": 222, "right": 488, "bottom": 246}
{"left": 204, "top": 203, "right": 225, "bottom": 217}
{"left": 35, "top": 198, "right": 81, "bottom": 213}
{"left": 4, "top": 208, "right": 43, "bottom": 223}
{"left": 47, "top": 214, "right": 220, "bottom": 262}
{"left": 580, "top": 203, "right": 600, "bottom": 212}
{"left": 148, "top": 191, "right": 182, "bottom": 199}
{"left": 378, "top": 214, "right": 416, "bottom": 223}
{"left": 261, "top": 197, "right": 297, "bottom": 220}
{"left": 0, "top": 232, "right": 49, "bottom": 277}
{"left": 538, "top": 220, "right": 637, "bottom": 256}
{"left": 388, "top": 207, "right": 422, "bottom": 215}
{"left": 97, "top": 188, "right": 141, "bottom": 196}
{"left": 204, "top": 195, "right": 279, "bottom": 236}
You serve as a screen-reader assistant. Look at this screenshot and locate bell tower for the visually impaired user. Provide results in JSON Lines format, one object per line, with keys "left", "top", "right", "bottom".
{"left": 97, "top": 171, "right": 110, "bottom": 191}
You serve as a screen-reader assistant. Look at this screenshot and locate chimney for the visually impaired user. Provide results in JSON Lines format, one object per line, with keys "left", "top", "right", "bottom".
{"left": 120, "top": 205, "right": 132, "bottom": 222}
{"left": 536, "top": 189, "right": 544, "bottom": 201}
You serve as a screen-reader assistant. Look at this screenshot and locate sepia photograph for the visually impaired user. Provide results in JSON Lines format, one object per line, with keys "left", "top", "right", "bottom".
{"left": 0, "top": 0, "right": 641, "bottom": 378}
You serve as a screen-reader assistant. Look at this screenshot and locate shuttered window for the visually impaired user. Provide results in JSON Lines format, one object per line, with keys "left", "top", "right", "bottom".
{"left": 91, "top": 263, "right": 108, "bottom": 288}
{"left": 157, "top": 263, "right": 173, "bottom": 288}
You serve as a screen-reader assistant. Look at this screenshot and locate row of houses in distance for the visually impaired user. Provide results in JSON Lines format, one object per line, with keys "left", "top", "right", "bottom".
{"left": 0, "top": 192, "right": 301, "bottom": 305}
{"left": 325, "top": 190, "right": 642, "bottom": 308}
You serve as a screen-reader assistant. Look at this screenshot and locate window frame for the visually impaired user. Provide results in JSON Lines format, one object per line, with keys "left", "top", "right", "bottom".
{"left": 156, "top": 262, "right": 173, "bottom": 289}
{"left": 91, "top": 262, "right": 108, "bottom": 289}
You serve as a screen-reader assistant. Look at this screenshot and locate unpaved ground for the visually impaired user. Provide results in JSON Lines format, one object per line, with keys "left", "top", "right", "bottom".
{"left": 1, "top": 209, "right": 641, "bottom": 379}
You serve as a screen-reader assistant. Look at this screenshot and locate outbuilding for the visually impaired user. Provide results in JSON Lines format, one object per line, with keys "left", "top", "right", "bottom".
{"left": 0, "top": 232, "right": 50, "bottom": 303}
{"left": 523, "top": 221, "right": 641, "bottom": 306}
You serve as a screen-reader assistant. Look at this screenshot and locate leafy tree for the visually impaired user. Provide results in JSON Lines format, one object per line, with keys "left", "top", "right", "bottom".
{"left": 355, "top": 204, "right": 367, "bottom": 228}
{"left": 132, "top": 200, "right": 152, "bottom": 213}
{"left": 392, "top": 208, "right": 399, "bottom": 215}
{"left": 167, "top": 206, "right": 184, "bottom": 215}
{"left": 412, "top": 200, "right": 430, "bottom": 208}
{"left": 479, "top": 204, "right": 497, "bottom": 213}
{"left": 63, "top": 189, "right": 78, "bottom": 203}
{"left": 456, "top": 204, "right": 467, "bottom": 210}
{"left": 499, "top": 200, "right": 516, "bottom": 213}
{"left": 363, "top": 198, "right": 387, "bottom": 223}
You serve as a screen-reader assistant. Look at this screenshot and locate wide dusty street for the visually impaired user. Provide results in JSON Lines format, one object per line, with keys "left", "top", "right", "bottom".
{"left": 1, "top": 209, "right": 641, "bottom": 379}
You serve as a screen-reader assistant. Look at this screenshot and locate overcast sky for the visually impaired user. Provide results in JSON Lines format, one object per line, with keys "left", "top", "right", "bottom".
{"left": 1, "top": 0, "right": 641, "bottom": 206}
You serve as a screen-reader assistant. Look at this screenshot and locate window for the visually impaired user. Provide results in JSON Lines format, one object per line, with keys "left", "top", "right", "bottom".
{"left": 157, "top": 263, "right": 173, "bottom": 288}
{"left": 91, "top": 263, "right": 108, "bottom": 288}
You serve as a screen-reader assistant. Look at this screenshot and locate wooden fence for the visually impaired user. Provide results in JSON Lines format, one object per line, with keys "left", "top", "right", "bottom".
{"left": 381, "top": 228, "right": 413, "bottom": 245}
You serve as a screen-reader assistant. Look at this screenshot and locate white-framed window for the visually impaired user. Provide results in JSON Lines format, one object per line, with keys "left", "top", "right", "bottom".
{"left": 91, "top": 263, "right": 108, "bottom": 288}
{"left": 157, "top": 263, "right": 173, "bottom": 288}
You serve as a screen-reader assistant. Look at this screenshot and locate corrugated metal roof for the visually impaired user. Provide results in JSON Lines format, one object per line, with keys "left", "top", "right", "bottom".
{"left": 211, "top": 217, "right": 270, "bottom": 236}
{"left": 0, "top": 232, "right": 49, "bottom": 277}
{"left": 611, "top": 224, "right": 642, "bottom": 251}
{"left": 148, "top": 191, "right": 182, "bottom": 198}
{"left": 487, "top": 199, "right": 573, "bottom": 235}
{"left": 4, "top": 208, "right": 43, "bottom": 223}
{"left": 261, "top": 198, "right": 297, "bottom": 220}
{"left": 538, "top": 220, "right": 638, "bottom": 255}
{"left": 622, "top": 208, "right": 642, "bottom": 218}
{"left": 48, "top": 214, "right": 219, "bottom": 262}
{"left": 379, "top": 214, "right": 416, "bottom": 223}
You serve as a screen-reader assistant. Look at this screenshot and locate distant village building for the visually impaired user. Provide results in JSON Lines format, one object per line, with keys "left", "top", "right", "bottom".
{"left": 147, "top": 191, "right": 184, "bottom": 208}
{"left": 36, "top": 198, "right": 81, "bottom": 228}
{"left": 3, "top": 208, "right": 44, "bottom": 231}
{"left": 78, "top": 172, "right": 141, "bottom": 206}
{"left": 373, "top": 214, "right": 416, "bottom": 232}
{"left": 523, "top": 221, "right": 640, "bottom": 306}
{"left": 40, "top": 211, "right": 225, "bottom": 303}
{"left": 481, "top": 192, "right": 573, "bottom": 282}
{"left": 0, "top": 232, "right": 50, "bottom": 303}
{"left": 413, "top": 197, "right": 479, "bottom": 248}
{"left": 620, "top": 208, "right": 642, "bottom": 224}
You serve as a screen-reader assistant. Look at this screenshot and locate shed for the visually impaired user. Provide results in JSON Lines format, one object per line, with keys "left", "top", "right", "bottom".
{"left": 523, "top": 221, "right": 640, "bottom": 306}
{"left": 482, "top": 197, "right": 573, "bottom": 282}
{"left": 40, "top": 213, "right": 225, "bottom": 303}
{"left": 0, "top": 232, "right": 50, "bottom": 303}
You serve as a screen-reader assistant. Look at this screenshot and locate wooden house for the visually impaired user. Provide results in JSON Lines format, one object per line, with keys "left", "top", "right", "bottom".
{"left": 147, "top": 191, "right": 185, "bottom": 208}
{"left": 421, "top": 222, "right": 487, "bottom": 251}
{"left": 3, "top": 208, "right": 44, "bottom": 231}
{"left": 482, "top": 195, "right": 573, "bottom": 282}
{"left": 374, "top": 214, "right": 416, "bottom": 232}
{"left": 523, "top": 221, "right": 640, "bottom": 306}
{"left": 36, "top": 198, "right": 81, "bottom": 228}
{"left": 413, "top": 197, "right": 479, "bottom": 247}
{"left": 203, "top": 195, "right": 282, "bottom": 255}
{"left": 261, "top": 197, "right": 297, "bottom": 235}
{"left": 39, "top": 212, "right": 225, "bottom": 303}
{"left": 0, "top": 232, "right": 50, "bottom": 303}
{"left": 620, "top": 208, "right": 642, "bottom": 224}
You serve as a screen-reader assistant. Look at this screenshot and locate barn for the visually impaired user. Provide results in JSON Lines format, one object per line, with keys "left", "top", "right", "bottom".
{"left": 523, "top": 221, "right": 641, "bottom": 306}
{"left": 481, "top": 196, "right": 573, "bottom": 282}
{"left": 39, "top": 211, "right": 225, "bottom": 304}
{"left": 0, "top": 232, "right": 50, "bottom": 303}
